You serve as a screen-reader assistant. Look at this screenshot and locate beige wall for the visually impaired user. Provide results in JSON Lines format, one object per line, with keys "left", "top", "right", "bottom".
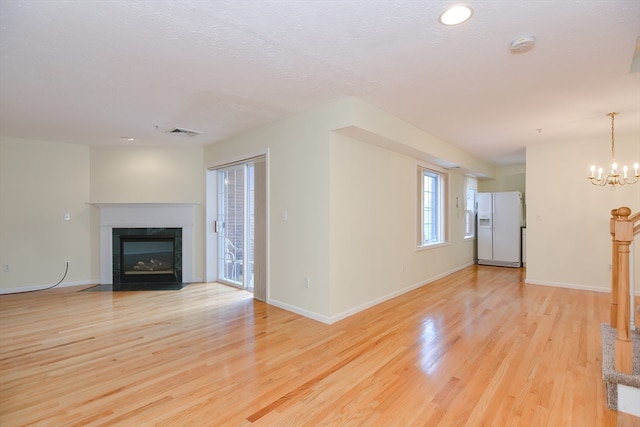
{"left": 337, "top": 98, "right": 496, "bottom": 179}
{"left": 0, "top": 140, "right": 205, "bottom": 292}
{"left": 478, "top": 164, "right": 526, "bottom": 195}
{"left": 204, "top": 101, "right": 336, "bottom": 319}
{"left": 329, "top": 133, "right": 474, "bottom": 318}
{"left": 90, "top": 146, "right": 204, "bottom": 204}
{"left": 205, "top": 98, "right": 491, "bottom": 322}
{"left": 526, "top": 134, "right": 640, "bottom": 292}
{"left": 5, "top": 97, "right": 637, "bottom": 315}
{"left": 0, "top": 137, "right": 91, "bottom": 291}
{"left": 90, "top": 146, "right": 205, "bottom": 281}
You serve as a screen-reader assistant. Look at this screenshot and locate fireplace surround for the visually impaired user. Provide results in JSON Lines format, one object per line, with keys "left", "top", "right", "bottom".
{"left": 95, "top": 203, "right": 195, "bottom": 289}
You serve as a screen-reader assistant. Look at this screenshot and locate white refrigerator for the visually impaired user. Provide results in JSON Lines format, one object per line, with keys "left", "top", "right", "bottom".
{"left": 477, "top": 191, "right": 524, "bottom": 268}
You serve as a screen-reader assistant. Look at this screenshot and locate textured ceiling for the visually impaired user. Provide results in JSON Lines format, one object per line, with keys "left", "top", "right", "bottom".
{"left": 0, "top": 0, "right": 639, "bottom": 165}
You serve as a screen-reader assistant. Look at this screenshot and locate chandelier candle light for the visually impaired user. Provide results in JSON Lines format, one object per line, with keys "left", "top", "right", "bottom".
{"left": 588, "top": 112, "right": 639, "bottom": 188}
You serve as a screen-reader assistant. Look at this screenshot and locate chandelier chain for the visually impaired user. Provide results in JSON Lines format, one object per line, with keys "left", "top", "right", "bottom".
{"left": 609, "top": 112, "right": 617, "bottom": 161}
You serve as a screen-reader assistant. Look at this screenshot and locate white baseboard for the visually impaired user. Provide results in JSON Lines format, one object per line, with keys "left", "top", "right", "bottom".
{"left": 1, "top": 276, "right": 205, "bottom": 295}
{"left": 0, "top": 279, "right": 94, "bottom": 294}
{"left": 267, "top": 298, "right": 333, "bottom": 324}
{"left": 525, "top": 278, "right": 640, "bottom": 296}
{"left": 326, "top": 262, "right": 476, "bottom": 324}
{"left": 269, "top": 262, "right": 475, "bottom": 325}
{"left": 525, "top": 278, "right": 610, "bottom": 293}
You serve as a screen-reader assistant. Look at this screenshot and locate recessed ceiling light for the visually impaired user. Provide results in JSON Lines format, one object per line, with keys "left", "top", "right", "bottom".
{"left": 439, "top": 5, "right": 473, "bottom": 26}
{"left": 120, "top": 136, "right": 135, "bottom": 141}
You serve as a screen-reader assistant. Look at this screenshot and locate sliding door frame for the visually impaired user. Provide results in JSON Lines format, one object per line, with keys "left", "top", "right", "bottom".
{"left": 205, "top": 149, "right": 269, "bottom": 301}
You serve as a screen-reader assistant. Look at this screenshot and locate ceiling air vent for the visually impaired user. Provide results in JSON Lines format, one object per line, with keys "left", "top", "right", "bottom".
{"left": 165, "top": 127, "right": 202, "bottom": 137}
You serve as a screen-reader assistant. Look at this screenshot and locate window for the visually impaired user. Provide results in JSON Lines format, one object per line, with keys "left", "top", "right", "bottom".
{"left": 419, "top": 166, "right": 447, "bottom": 247}
{"left": 464, "top": 175, "right": 477, "bottom": 239}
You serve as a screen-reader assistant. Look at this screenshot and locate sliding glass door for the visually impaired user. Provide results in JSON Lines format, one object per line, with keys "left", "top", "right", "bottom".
{"left": 216, "top": 163, "right": 254, "bottom": 291}
{"left": 208, "top": 155, "right": 265, "bottom": 300}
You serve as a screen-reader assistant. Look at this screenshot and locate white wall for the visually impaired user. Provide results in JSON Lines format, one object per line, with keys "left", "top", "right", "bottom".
{"left": 90, "top": 146, "right": 205, "bottom": 281}
{"left": 526, "top": 134, "right": 640, "bottom": 292}
{"left": 0, "top": 137, "right": 91, "bottom": 291}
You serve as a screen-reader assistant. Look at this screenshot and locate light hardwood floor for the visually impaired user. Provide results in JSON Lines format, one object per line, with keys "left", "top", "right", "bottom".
{"left": 1, "top": 265, "right": 639, "bottom": 427}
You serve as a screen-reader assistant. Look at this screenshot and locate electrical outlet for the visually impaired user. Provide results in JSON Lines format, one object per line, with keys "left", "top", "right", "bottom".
{"left": 2, "top": 264, "right": 9, "bottom": 273}
{"left": 304, "top": 277, "right": 310, "bottom": 288}
{"left": 65, "top": 259, "right": 70, "bottom": 265}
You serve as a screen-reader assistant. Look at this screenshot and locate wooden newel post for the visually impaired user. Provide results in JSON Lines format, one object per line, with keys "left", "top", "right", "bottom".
{"left": 614, "top": 206, "right": 633, "bottom": 374}
{"left": 610, "top": 208, "right": 619, "bottom": 328}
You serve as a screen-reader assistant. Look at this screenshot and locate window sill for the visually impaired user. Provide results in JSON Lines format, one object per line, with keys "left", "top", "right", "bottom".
{"left": 416, "top": 241, "right": 450, "bottom": 252}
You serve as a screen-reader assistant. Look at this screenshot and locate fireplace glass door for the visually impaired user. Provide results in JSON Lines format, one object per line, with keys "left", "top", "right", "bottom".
{"left": 216, "top": 162, "right": 254, "bottom": 291}
{"left": 120, "top": 236, "right": 177, "bottom": 283}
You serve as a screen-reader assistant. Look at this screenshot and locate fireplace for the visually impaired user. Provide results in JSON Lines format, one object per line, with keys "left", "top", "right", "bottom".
{"left": 112, "top": 228, "right": 182, "bottom": 287}
{"left": 120, "top": 235, "right": 177, "bottom": 283}
{"left": 96, "top": 203, "right": 196, "bottom": 289}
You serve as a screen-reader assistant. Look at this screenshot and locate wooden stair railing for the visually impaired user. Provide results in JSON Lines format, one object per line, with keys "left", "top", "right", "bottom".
{"left": 609, "top": 209, "right": 620, "bottom": 328}
{"left": 609, "top": 206, "right": 639, "bottom": 375}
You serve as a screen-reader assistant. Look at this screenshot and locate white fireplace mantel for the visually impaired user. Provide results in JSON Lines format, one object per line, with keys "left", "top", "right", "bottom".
{"left": 94, "top": 203, "right": 196, "bottom": 285}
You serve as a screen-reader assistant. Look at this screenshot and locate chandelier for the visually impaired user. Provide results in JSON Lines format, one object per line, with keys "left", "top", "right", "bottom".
{"left": 588, "top": 112, "right": 639, "bottom": 188}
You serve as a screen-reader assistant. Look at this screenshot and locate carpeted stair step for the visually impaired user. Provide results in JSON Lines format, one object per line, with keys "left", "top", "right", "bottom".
{"left": 600, "top": 323, "right": 640, "bottom": 413}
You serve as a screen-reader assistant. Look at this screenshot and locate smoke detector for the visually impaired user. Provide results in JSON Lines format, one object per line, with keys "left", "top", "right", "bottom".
{"left": 165, "top": 127, "right": 202, "bottom": 137}
{"left": 510, "top": 36, "right": 536, "bottom": 54}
